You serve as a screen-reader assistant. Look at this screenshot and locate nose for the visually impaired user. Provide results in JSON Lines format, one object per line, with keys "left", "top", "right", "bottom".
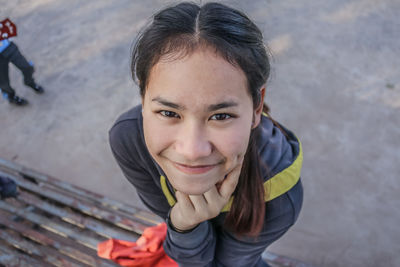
{"left": 174, "top": 121, "right": 212, "bottom": 162}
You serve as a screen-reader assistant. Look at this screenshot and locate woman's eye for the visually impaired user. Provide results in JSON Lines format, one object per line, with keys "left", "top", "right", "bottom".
{"left": 210, "top": 113, "right": 232, "bottom": 121}
{"left": 159, "top": 110, "right": 179, "bottom": 118}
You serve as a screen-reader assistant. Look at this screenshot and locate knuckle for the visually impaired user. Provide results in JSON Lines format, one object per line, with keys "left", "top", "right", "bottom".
{"left": 208, "top": 207, "right": 220, "bottom": 218}
{"left": 206, "top": 209, "right": 215, "bottom": 218}
{"left": 187, "top": 217, "right": 196, "bottom": 226}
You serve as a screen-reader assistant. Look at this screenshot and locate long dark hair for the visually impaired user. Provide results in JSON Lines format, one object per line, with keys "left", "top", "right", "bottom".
{"left": 132, "top": 2, "right": 272, "bottom": 236}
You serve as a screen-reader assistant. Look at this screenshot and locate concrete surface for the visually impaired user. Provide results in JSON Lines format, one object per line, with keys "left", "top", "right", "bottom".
{"left": 1, "top": 0, "right": 399, "bottom": 266}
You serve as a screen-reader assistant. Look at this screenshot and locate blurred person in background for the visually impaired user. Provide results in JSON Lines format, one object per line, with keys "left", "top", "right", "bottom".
{"left": 0, "top": 18, "right": 44, "bottom": 106}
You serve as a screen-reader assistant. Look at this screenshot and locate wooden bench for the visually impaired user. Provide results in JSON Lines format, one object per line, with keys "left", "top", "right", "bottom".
{"left": 0, "top": 158, "right": 162, "bottom": 266}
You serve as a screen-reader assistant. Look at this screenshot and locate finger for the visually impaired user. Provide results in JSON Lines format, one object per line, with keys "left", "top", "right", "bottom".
{"left": 171, "top": 194, "right": 197, "bottom": 231}
{"left": 189, "top": 193, "right": 222, "bottom": 220}
{"left": 175, "top": 191, "right": 194, "bottom": 211}
{"left": 219, "top": 163, "right": 242, "bottom": 198}
{"left": 203, "top": 186, "right": 226, "bottom": 213}
{"left": 203, "top": 186, "right": 221, "bottom": 204}
{"left": 188, "top": 194, "right": 208, "bottom": 211}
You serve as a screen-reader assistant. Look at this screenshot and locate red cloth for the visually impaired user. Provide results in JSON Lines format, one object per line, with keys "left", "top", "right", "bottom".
{"left": 98, "top": 222, "right": 178, "bottom": 267}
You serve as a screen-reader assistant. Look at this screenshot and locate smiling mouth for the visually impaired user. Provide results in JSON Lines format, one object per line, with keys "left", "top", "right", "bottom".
{"left": 172, "top": 162, "right": 220, "bottom": 175}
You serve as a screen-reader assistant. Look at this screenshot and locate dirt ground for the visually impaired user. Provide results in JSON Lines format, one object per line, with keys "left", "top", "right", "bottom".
{"left": 1, "top": 1, "right": 399, "bottom": 266}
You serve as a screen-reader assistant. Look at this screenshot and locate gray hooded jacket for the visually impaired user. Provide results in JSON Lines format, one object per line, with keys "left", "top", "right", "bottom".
{"left": 109, "top": 105, "right": 303, "bottom": 267}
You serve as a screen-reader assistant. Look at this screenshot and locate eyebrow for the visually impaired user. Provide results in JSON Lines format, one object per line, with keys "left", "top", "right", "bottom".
{"left": 151, "top": 97, "right": 238, "bottom": 112}
{"left": 152, "top": 97, "right": 183, "bottom": 110}
{"left": 207, "top": 101, "right": 238, "bottom": 112}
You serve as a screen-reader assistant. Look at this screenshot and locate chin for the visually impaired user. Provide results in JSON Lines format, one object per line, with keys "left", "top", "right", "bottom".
{"left": 163, "top": 162, "right": 224, "bottom": 195}
{"left": 174, "top": 181, "right": 215, "bottom": 195}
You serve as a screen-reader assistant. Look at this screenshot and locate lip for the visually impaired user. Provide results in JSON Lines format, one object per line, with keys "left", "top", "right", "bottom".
{"left": 172, "top": 162, "right": 219, "bottom": 175}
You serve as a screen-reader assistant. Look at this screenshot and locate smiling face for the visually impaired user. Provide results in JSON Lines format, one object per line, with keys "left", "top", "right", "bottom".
{"left": 142, "top": 48, "right": 261, "bottom": 195}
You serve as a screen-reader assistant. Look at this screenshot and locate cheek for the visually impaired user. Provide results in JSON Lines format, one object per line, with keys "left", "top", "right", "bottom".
{"left": 143, "top": 115, "right": 174, "bottom": 155}
{"left": 212, "top": 125, "right": 251, "bottom": 159}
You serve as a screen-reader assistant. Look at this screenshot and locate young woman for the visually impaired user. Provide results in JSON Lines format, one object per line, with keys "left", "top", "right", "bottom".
{"left": 109, "top": 2, "right": 303, "bottom": 266}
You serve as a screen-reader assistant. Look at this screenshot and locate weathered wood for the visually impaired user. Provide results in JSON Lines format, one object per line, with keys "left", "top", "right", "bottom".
{"left": 0, "top": 158, "right": 160, "bottom": 223}
{"left": 0, "top": 200, "right": 103, "bottom": 250}
{"left": 0, "top": 157, "right": 161, "bottom": 266}
{"left": 18, "top": 190, "right": 140, "bottom": 241}
{"left": 0, "top": 241, "right": 46, "bottom": 267}
{"left": 0, "top": 170, "right": 156, "bottom": 234}
{"left": 0, "top": 229, "right": 79, "bottom": 267}
{"left": 0, "top": 210, "right": 116, "bottom": 267}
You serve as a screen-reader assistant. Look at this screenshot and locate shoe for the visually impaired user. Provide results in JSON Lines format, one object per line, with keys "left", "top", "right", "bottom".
{"left": 9, "top": 95, "right": 28, "bottom": 106}
{"left": 30, "top": 84, "right": 44, "bottom": 94}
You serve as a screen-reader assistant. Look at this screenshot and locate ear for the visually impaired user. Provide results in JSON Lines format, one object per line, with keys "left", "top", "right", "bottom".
{"left": 252, "top": 87, "right": 266, "bottom": 129}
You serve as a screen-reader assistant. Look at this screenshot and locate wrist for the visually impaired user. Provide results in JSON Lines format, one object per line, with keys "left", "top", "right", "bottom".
{"left": 167, "top": 208, "right": 198, "bottom": 233}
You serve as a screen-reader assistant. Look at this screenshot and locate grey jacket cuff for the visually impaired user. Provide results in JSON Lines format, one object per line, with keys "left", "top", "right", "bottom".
{"left": 167, "top": 220, "right": 211, "bottom": 249}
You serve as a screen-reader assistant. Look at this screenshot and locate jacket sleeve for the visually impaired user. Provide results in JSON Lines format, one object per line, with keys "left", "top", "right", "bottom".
{"left": 164, "top": 220, "right": 217, "bottom": 267}
{"left": 109, "top": 122, "right": 171, "bottom": 219}
{"left": 163, "top": 207, "right": 293, "bottom": 267}
{"left": 164, "top": 180, "right": 303, "bottom": 267}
